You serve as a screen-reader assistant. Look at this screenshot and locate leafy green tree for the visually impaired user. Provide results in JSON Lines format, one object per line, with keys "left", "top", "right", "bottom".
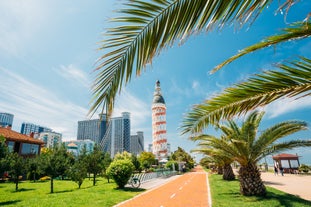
{"left": 165, "top": 160, "right": 178, "bottom": 171}
{"left": 114, "top": 151, "right": 132, "bottom": 160}
{"left": 68, "top": 159, "right": 87, "bottom": 189}
{"left": 131, "top": 154, "right": 142, "bottom": 172}
{"left": 85, "top": 145, "right": 105, "bottom": 186}
{"left": 0, "top": 135, "right": 9, "bottom": 177}
{"left": 106, "top": 159, "right": 134, "bottom": 189}
{"left": 7, "top": 152, "right": 26, "bottom": 191}
{"left": 26, "top": 156, "right": 41, "bottom": 182}
{"left": 201, "top": 111, "right": 310, "bottom": 196}
{"left": 39, "top": 145, "right": 73, "bottom": 193}
{"left": 138, "top": 151, "right": 156, "bottom": 170}
{"left": 171, "top": 147, "right": 195, "bottom": 170}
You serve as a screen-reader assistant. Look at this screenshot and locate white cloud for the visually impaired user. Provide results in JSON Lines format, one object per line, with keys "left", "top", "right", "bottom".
{"left": 0, "top": 67, "right": 88, "bottom": 140}
{"left": 113, "top": 90, "right": 151, "bottom": 134}
{"left": 56, "top": 64, "right": 90, "bottom": 88}
{"left": 264, "top": 96, "right": 311, "bottom": 118}
{"left": 0, "top": 0, "right": 49, "bottom": 56}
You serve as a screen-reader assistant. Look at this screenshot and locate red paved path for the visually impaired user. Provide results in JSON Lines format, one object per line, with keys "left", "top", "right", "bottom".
{"left": 115, "top": 166, "right": 210, "bottom": 207}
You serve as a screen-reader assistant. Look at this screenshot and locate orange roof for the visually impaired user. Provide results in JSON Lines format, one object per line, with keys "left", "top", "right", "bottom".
{"left": 273, "top": 153, "right": 299, "bottom": 159}
{"left": 0, "top": 127, "right": 44, "bottom": 145}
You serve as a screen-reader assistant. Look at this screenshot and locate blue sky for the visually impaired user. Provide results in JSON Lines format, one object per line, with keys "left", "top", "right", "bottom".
{"left": 0, "top": 0, "right": 310, "bottom": 164}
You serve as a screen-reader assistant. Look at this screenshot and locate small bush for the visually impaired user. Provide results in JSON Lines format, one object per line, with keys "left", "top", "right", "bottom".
{"left": 299, "top": 164, "right": 310, "bottom": 173}
{"left": 106, "top": 159, "right": 134, "bottom": 188}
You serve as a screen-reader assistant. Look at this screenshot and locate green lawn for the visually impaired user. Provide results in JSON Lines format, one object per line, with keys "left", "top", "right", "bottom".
{"left": 0, "top": 178, "right": 143, "bottom": 207}
{"left": 209, "top": 174, "right": 311, "bottom": 207}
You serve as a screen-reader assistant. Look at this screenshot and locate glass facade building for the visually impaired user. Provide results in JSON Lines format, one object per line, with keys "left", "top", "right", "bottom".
{"left": 0, "top": 112, "right": 14, "bottom": 127}
{"left": 100, "top": 112, "right": 131, "bottom": 157}
{"left": 77, "top": 114, "right": 107, "bottom": 145}
{"left": 20, "top": 122, "right": 51, "bottom": 135}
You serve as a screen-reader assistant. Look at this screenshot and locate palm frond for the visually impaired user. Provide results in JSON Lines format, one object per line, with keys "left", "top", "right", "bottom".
{"left": 181, "top": 57, "right": 311, "bottom": 134}
{"left": 212, "top": 21, "right": 311, "bottom": 73}
{"left": 256, "top": 139, "right": 311, "bottom": 162}
{"left": 252, "top": 120, "right": 308, "bottom": 160}
{"left": 91, "top": 0, "right": 274, "bottom": 116}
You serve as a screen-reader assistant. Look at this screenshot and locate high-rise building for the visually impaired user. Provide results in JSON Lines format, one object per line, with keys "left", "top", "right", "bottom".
{"left": 130, "top": 131, "right": 144, "bottom": 155}
{"left": 39, "top": 131, "right": 62, "bottom": 149}
{"left": 100, "top": 112, "right": 131, "bottom": 157}
{"left": 0, "top": 112, "right": 14, "bottom": 127}
{"left": 152, "top": 80, "right": 168, "bottom": 160}
{"left": 77, "top": 114, "right": 107, "bottom": 145}
{"left": 20, "top": 122, "right": 51, "bottom": 135}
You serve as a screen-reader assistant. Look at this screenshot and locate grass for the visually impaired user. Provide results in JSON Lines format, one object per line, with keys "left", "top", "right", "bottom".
{"left": 0, "top": 177, "right": 143, "bottom": 207}
{"left": 209, "top": 174, "right": 311, "bottom": 207}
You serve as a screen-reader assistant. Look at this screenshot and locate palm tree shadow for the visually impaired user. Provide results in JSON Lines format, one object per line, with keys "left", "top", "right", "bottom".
{"left": 0, "top": 200, "right": 22, "bottom": 206}
{"left": 53, "top": 189, "right": 74, "bottom": 194}
{"left": 258, "top": 191, "right": 311, "bottom": 206}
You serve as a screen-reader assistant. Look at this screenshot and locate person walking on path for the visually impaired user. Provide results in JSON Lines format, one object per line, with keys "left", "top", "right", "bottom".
{"left": 274, "top": 166, "right": 278, "bottom": 176}
{"left": 115, "top": 165, "right": 210, "bottom": 207}
{"left": 280, "top": 167, "right": 284, "bottom": 176}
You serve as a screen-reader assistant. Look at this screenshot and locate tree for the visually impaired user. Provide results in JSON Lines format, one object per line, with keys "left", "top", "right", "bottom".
{"left": 191, "top": 135, "right": 235, "bottom": 180}
{"left": 171, "top": 147, "right": 195, "bottom": 171}
{"left": 0, "top": 135, "right": 9, "bottom": 178}
{"left": 85, "top": 145, "right": 105, "bottom": 186}
{"left": 138, "top": 151, "right": 156, "bottom": 170}
{"left": 90, "top": 0, "right": 310, "bottom": 118}
{"left": 201, "top": 111, "right": 310, "bottom": 196}
{"left": 26, "top": 156, "right": 41, "bottom": 182}
{"left": 68, "top": 159, "right": 87, "bottom": 189}
{"left": 39, "top": 145, "right": 73, "bottom": 193}
{"left": 7, "top": 152, "right": 26, "bottom": 191}
{"left": 131, "top": 154, "right": 141, "bottom": 172}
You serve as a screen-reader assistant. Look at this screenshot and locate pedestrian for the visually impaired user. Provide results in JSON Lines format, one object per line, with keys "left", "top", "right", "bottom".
{"left": 274, "top": 166, "right": 278, "bottom": 175}
{"left": 280, "top": 167, "right": 284, "bottom": 176}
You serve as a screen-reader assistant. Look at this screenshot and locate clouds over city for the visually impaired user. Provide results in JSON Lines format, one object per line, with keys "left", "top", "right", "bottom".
{"left": 0, "top": 67, "right": 88, "bottom": 139}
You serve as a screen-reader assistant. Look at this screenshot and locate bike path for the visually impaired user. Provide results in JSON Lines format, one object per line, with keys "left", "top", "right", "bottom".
{"left": 115, "top": 166, "right": 210, "bottom": 207}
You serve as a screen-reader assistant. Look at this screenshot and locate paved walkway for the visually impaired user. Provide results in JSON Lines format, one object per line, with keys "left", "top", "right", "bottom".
{"left": 261, "top": 172, "right": 311, "bottom": 201}
{"left": 115, "top": 166, "right": 210, "bottom": 207}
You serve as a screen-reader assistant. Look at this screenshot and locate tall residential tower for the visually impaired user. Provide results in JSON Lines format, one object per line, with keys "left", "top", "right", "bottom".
{"left": 152, "top": 80, "right": 168, "bottom": 160}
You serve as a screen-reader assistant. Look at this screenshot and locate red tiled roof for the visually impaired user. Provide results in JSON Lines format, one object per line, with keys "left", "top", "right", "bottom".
{"left": 0, "top": 127, "right": 44, "bottom": 145}
{"left": 272, "top": 153, "right": 299, "bottom": 159}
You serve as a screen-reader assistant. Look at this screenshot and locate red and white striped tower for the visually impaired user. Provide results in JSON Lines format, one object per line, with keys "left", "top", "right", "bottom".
{"left": 152, "top": 80, "right": 168, "bottom": 160}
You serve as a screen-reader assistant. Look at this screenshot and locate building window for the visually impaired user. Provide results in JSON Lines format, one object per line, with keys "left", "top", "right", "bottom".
{"left": 21, "top": 143, "right": 39, "bottom": 155}
{"left": 7, "top": 141, "right": 14, "bottom": 152}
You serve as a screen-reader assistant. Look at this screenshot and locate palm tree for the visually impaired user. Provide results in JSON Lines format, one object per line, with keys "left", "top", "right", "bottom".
{"left": 181, "top": 57, "right": 311, "bottom": 134}
{"left": 191, "top": 135, "right": 235, "bottom": 180}
{"left": 91, "top": 0, "right": 310, "bottom": 116}
{"left": 201, "top": 110, "right": 310, "bottom": 196}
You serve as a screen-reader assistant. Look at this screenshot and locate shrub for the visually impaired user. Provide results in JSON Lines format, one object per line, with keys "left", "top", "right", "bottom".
{"left": 165, "top": 161, "right": 178, "bottom": 171}
{"left": 106, "top": 159, "right": 134, "bottom": 188}
{"left": 299, "top": 164, "right": 310, "bottom": 173}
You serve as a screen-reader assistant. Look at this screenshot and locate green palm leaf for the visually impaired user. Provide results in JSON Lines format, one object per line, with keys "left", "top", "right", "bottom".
{"left": 91, "top": 0, "right": 274, "bottom": 116}
{"left": 212, "top": 21, "right": 311, "bottom": 73}
{"left": 181, "top": 57, "right": 311, "bottom": 134}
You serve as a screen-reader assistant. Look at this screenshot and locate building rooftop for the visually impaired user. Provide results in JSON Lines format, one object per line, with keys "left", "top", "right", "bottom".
{"left": 0, "top": 126, "right": 44, "bottom": 145}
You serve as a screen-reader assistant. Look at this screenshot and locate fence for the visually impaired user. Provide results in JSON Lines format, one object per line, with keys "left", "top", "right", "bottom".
{"left": 133, "top": 169, "right": 177, "bottom": 183}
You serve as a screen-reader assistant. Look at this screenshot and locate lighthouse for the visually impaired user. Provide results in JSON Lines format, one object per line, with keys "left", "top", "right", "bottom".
{"left": 152, "top": 80, "right": 168, "bottom": 160}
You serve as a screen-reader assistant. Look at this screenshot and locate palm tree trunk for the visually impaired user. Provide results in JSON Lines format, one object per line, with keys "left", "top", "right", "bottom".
{"left": 238, "top": 163, "right": 266, "bottom": 196}
{"left": 223, "top": 164, "right": 235, "bottom": 180}
{"left": 217, "top": 165, "right": 223, "bottom": 174}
